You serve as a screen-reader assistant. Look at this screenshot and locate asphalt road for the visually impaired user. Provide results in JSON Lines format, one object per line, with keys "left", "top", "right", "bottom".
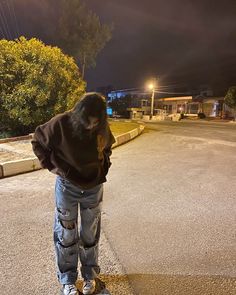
{"left": 0, "top": 176, "right": 133, "bottom": 294}
{"left": 102, "top": 120, "right": 236, "bottom": 294}
{"left": 145, "top": 119, "right": 236, "bottom": 143}
{"left": 1, "top": 120, "right": 236, "bottom": 295}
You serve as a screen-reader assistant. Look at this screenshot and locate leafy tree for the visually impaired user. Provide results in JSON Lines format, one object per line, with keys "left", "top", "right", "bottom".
{"left": 0, "top": 37, "right": 85, "bottom": 135}
{"left": 58, "top": 0, "right": 112, "bottom": 78}
{"left": 109, "top": 95, "right": 132, "bottom": 117}
{"left": 225, "top": 86, "right": 236, "bottom": 120}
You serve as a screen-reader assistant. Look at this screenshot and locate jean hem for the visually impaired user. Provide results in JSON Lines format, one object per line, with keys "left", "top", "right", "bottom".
{"left": 57, "top": 271, "right": 78, "bottom": 285}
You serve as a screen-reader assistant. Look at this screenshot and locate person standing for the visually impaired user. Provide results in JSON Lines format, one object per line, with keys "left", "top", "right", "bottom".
{"left": 32, "top": 93, "right": 115, "bottom": 295}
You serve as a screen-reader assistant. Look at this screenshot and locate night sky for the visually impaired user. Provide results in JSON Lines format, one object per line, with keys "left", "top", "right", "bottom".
{"left": 1, "top": 0, "right": 236, "bottom": 92}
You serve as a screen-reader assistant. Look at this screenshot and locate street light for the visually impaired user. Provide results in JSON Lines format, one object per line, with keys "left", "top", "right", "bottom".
{"left": 148, "top": 78, "right": 157, "bottom": 119}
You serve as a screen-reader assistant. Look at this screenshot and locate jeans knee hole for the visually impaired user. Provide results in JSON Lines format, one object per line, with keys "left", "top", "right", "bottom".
{"left": 60, "top": 220, "right": 76, "bottom": 230}
{"left": 57, "top": 207, "right": 70, "bottom": 217}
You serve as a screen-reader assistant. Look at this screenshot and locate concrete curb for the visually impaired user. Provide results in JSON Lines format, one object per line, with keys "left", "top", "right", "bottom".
{"left": 112, "top": 125, "right": 144, "bottom": 148}
{"left": 0, "top": 134, "right": 32, "bottom": 144}
{"left": 2, "top": 158, "right": 37, "bottom": 177}
{"left": 0, "top": 125, "right": 145, "bottom": 179}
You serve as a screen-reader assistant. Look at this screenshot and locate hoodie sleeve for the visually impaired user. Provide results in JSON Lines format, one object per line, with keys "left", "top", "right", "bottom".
{"left": 31, "top": 120, "right": 55, "bottom": 171}
{"left": 104, "top": 125, "right": 115, "bottom": 158}
{"left": 103, "top": 125, "right": 116, "bottom": 173}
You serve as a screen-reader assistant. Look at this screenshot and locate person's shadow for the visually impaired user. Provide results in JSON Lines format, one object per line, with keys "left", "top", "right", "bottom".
{"left": 75, "top": 273, "right": 236, "bottom": 295}
{"left": 76, "top": 278, "right": 111, "bottom": 294}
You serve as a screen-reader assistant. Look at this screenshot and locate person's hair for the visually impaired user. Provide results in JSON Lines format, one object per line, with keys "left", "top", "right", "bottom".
{"left": 70, "top": 92, "right": 107, "bottom": 139}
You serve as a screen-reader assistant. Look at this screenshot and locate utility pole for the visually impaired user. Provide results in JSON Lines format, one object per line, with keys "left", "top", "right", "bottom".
{"left": 149, "top": 77, "right": 157, "bottom": 120}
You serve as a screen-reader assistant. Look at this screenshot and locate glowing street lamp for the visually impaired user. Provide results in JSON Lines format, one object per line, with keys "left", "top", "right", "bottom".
{"left": 148, "top": 83, "right": 154, "bottom": 90}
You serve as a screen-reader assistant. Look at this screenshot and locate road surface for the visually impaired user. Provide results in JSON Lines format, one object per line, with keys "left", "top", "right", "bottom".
{"left": 0, "top": 120, "right": 236, "bottom": 294}
{"left": 103, "top": 120, "right": 236, "bottom": 294}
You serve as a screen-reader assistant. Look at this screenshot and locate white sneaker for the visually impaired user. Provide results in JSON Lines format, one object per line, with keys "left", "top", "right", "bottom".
{"left": 61, "top": 284, "right": 79, "bottom": 295}
{"left": 82, "top": 280, "right": 96, "bottom": 295}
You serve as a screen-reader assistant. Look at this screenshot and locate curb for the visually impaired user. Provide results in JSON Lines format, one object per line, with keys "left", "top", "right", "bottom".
{"left": 112, "top": 125, "right": 144, "bottom": 148}
{"left": 0, "top": 134, "right": 32, "bottom": 144}
{"left": 0, "top": 125, "right": 145, "bottom": 179}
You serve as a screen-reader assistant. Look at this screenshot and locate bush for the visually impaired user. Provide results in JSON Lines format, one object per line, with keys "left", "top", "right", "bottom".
{"left": 225, "top": 86, "right": 236, "bottom": 120}
{"left": 198, "top": 112, "right": 206, "bottom": 119}
{"left": 0, "top": 37, "right": 85, "bottom": 135}
{"left": 0, "top": 131, "right": 13, "bottom": 139}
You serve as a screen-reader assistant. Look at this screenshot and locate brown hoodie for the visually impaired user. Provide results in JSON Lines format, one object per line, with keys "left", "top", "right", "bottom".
{"left": 31, "top": 111, "right": 115, "bottom": 189}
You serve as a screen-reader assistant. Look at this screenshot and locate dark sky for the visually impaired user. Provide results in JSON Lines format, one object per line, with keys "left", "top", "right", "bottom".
{"left": 1, "top": 0, "right": 236, "bottom": 92}
{"left": 85, "top": 0, "right": 236, "bottom": 92}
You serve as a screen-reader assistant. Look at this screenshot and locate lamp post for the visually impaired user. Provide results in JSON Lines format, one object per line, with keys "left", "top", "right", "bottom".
{"left": 148, "top": 78, "right": 157, "bottom": 120}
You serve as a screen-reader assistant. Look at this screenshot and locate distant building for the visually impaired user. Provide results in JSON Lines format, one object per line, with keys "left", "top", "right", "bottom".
{"left": 108, "top": 87, "right": 234, "bottom": 119}
{"left": 157, "top": 95, "right": 227, "bottom": 117}
{"left": 108, "top": 88, "right": 149, "bottom": 101}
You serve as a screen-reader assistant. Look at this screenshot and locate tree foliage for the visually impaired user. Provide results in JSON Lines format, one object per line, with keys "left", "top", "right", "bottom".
{"left": 58, "top": 0, "right": 112, "bottom": 78}
{"left": 0, "top": 37, "right": 85, "bottom": 135}
{"left": 109, "top": 95, "right": 132, "bottom": 117}
{"left": 225, "top": 86, "right": 236, "bottom": 109}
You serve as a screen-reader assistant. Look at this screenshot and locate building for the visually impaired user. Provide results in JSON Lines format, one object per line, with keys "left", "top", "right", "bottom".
{"left": 108, "top": 87, "right": 235, "bottom": 119}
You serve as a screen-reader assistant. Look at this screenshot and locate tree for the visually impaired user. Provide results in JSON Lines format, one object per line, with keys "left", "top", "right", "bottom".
{"left": 0, "top": 37, "right": 85, "bottom": 135}
{"left": 225, "top": 86, "right": 236, "bottom": 120}
{"left": 109, "top": 95, "right": 132, "bottom": 118}
{"left": 57, "top": 0, "right": 112, "bottom": 78}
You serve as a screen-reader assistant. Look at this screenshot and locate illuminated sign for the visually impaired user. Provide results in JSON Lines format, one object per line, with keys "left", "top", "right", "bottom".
{"left": 107, "top": 107, "right": 113, "bottom": 115}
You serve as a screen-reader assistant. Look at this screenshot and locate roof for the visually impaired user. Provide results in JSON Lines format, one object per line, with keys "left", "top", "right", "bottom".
{"left": 159, "top": 96, "right": 192, "bottom": 101}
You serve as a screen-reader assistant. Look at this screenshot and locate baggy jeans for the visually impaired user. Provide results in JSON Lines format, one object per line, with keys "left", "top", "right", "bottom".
{"left": 54, "top": 176, "right": 103, "bottom": 285}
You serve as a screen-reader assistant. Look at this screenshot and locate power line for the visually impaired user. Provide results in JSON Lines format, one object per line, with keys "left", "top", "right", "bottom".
{"left": 157, "top": 90, "right": 191, "bottom": 95}
{"left": 0, "top": 2, "right": 7, "bottom": 38}
{"left": 8, "top": 0, "right": 20, "bottom": 37}
{"left": 0, "top": 5, "right": 9, "bottom": 39}
{"left": 158, "top": 83, "right": 187, "bottom": 89}
{"left": 0, "top": 1, "right": 12, "bottom": 39}
{"left": 0, "top": 24, "right": 6, "bottom": 38}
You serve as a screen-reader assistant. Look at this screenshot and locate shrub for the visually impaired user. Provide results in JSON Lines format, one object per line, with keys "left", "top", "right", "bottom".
{"left": 0, "top": 37, "right": 85, "bottom": 135}
{"left": 198, "top": 112, "right": 206, "bottom": 119}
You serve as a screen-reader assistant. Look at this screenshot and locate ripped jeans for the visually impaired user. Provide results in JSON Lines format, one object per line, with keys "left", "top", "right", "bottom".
{"left": 54, "top": 176, "right": 103, "bottom": 285}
